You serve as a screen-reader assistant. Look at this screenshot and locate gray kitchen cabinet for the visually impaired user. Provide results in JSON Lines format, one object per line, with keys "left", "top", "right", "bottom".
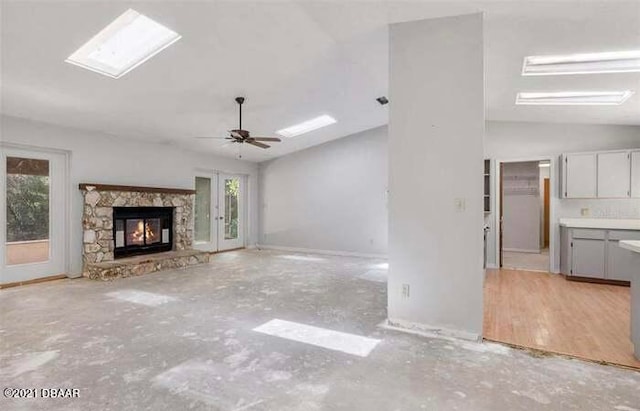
{"left": 561, "top": 149, "right": 636, "bottom": 199}
{"left": 597, "top": 151, "right": 631, "bottom": 198}
{"left": 563, "top": 153, "right": 597, "bottom": 198}
{"left": 571, "top": 230, "right": 606, "bottom": 278}
{"left": 607, "top": 230, "right": 640, "bottom": 281}
{"left": 560, "top": 226, "right": 640, "bottom": 283}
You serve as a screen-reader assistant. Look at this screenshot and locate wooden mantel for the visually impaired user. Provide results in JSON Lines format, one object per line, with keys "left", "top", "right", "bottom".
{"left": 78, "top": 183, "right": 196, "bottom": 195}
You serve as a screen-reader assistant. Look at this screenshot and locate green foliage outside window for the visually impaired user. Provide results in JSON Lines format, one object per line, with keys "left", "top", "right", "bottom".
{"left": 6, "top": 174, "right": 49, "bottom": 242}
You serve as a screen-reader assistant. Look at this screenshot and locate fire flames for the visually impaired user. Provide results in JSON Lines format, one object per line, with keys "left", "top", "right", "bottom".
{"left": 130, "top": 220, "right": 156, "bottom": 244}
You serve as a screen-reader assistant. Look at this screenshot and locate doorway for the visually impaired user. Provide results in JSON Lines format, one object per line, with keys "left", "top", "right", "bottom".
{"left": 499, "top": 160, "right": 551, "bottom": 272}
{"left": 1, "top": 147, "right": 68, "bottom": 284}
{"left": 193, "top": 172, "right": 246, "bottom": 252}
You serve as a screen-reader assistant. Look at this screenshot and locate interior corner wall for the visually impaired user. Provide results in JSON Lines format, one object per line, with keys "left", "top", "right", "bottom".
{"left": 0, "top": 115, "right": 259, "bottom": 277}
{"left": 388, "top": 14, "right": 485, "bottom": 338}
{"left": 484, "top": 121, "right": 640, "bottom": 271}
{"left": 258, "top": 126, "right": 388, "bottom": 256}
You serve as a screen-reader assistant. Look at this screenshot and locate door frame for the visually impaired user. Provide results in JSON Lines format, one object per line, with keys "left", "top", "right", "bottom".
{"left": 0, "top": 142, "right": 70, "bottom": 283}
{"left": 217, "top": 172, "right": 246, "bottom": 251}
{"left": 193, "top": 171, "right": 218, "bottom": 252}
{"left": 494, "top": 156, "right": 555, "bottom": 273}
{"left": 192, "top": 169, "right": 248, "bottom": 252}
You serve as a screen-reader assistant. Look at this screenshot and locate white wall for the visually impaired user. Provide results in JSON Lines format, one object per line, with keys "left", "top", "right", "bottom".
{"left": 258, "top": 126, "right": 388, "bottom": 256}
{"left": 0, "top": 115, "right": 259, "bottom": 277}
{"left": 502, "top": 161, "right": 540, "bottom": 252}
{"left": 485, "top": 121, "right": 640, "bottom": 271}
{"left": 388, "top": 14, "right": 485, "bottom": 339}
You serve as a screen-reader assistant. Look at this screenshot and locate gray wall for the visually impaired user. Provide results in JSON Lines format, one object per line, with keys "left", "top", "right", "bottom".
{"left": 258, "top": 126, "right": 388, "bottom": 256}
{"left": 388, "top": 14, "right": 485, "bottom": 338}
{"left": 502, "top": 161, "right": 540, "bottom": 252}
{"left": 1, "top": 115, "right": 259, "bottom": 276}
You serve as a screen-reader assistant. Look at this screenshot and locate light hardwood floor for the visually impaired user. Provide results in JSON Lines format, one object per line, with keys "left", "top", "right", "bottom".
{"left": 484, "top": 268, "right": 640, "bottom": 369}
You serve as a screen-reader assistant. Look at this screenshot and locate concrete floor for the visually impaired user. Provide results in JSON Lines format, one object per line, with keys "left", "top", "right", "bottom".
{"left": 1, "top": 250, "right": 639, "bottom": 411}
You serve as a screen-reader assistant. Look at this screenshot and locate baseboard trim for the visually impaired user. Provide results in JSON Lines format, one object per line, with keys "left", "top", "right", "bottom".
{"left": 256, "top": 244, "right": 387, "bottom": 259}
{"left": 0, "top": 274, "right": 67, "bottom": 289}
{"left": 381, "top": 318, "right": 481, "bottom": 342}
{"left": 503, "top": 248, "right": 541, "bottom": 254}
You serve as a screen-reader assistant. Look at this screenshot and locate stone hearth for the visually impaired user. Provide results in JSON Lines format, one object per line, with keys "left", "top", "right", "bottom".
{"left": 80, "top": 183, "right": 208, "bottom": 280}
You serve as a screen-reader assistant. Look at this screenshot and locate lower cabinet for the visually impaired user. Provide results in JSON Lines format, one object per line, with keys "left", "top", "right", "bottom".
{"left": 561, "top": 227, "right": 640, "bottom": 282}
{"left": 572, "top": 238, "right": 606, "bottom": 278}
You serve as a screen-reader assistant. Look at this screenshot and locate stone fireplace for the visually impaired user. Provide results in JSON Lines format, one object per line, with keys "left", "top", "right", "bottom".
{"left": 80, "top": 183, "right": 209, "bottom": 280}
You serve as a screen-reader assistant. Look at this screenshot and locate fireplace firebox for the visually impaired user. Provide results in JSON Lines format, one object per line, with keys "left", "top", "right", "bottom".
{"left": 113, "top": 207, "right": 173, "bottom": 258}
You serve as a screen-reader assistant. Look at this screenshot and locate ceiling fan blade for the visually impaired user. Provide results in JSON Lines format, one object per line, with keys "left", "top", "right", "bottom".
{"left": 195, "top": 136, "right": 232, "bottom": 140}
{"left": 249, "top": 137, "right": 281, "bottom": 142}
{"left": 246, "top": 140, "right": 270, "bottom": 149}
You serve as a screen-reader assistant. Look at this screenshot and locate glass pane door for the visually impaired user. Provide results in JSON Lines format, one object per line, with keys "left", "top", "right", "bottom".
{"left": 193, "top": 175, "right": 217, "bottom": 252}
{"left": 1, "top": 148, "right": 67, "bottom": 285}
{"left": 6, "top": 157, "right": 50, "bottom": 265}
{"left": 217, "top": 174, "right": 244, "bottom": 250}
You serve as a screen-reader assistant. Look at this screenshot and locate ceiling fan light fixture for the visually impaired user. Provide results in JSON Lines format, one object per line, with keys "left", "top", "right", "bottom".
{"left": 276, "top": 115, "right": 337, "bottom": 138}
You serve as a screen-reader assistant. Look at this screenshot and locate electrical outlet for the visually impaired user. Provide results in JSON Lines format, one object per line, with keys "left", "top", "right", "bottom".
{"left": 581, "top": 208, "right": 590, "bottom": 217}
{"left": 402, "top": 284, "right": 410, "bottom": 298}
{"left": 454, "top": 198, "right": 466, "bottom": 212}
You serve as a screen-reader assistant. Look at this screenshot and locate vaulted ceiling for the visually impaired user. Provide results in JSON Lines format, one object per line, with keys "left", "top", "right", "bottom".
{"left": 2, "top": 1, "right": 639, "bottom": 161}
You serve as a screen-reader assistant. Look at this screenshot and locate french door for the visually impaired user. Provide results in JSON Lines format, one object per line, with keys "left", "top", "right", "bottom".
{"left": 193, "top": 172, "right": 245, "bottom": 252}
{"left": 1, "top": 147, "right": 67, "bottom": 284}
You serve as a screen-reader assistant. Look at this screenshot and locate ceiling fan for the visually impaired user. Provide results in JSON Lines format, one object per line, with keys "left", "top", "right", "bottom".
{"left": 196, "top": 97, "right": 281, "bottom": 150}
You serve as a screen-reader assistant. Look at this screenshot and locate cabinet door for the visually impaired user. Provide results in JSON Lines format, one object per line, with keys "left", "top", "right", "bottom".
{"left": 565, "top": 154, "right": 597, "bottom": 198}
{"left": 607, "top": 230, "right": 640, "bottom": 281}
{"left": 632, "top": 151, "right": 640, "bottom": 198}
{"left": 597, "top": 151, "right": 630, "bottom": 198}
{"left": 572, "top": 239, "right": 605, "bottom": 278}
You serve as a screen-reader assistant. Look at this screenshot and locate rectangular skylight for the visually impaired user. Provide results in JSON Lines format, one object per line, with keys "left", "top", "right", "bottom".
{"left": 516, "top": 91, "right": 634, "bottom": 106}
{"left": 522, "top": 50, "right": 640, "bottom": 75}
{"left": 276, "top": 115, "right": 337, "bottom": 138}
{"left": 66, "top": 9, "right": 181, "bottom": 79}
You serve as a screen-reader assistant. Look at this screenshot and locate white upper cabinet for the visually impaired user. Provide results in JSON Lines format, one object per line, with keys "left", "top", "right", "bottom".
{"left": 564, "top": 153, "right": 597, "bottom": 198}
{"left": 597, "top": 151, "right": 630, "bottom": 198}
{"left": 632, "top": 151, "right": 640, "bottom": 198}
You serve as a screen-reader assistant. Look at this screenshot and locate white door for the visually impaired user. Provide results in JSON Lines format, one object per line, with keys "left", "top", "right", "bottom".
{"left": 565, "top": 153, "right": 597, "bottom": 198}
{"left": 217, "top": 173, "right": 245, "bottom": 251}
{"left": 193, "top": 173, "right": 245, "bottom": 252}
{"left": 1, "top": 148, "right": 67, "bottom": 284}
{"left": 193, "top": 174, "right": 217, "bottom": 252}
{"left": 597, "top": 151, "right": 630, "bottom": 198}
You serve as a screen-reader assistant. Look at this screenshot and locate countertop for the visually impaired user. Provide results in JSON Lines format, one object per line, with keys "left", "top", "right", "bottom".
{"left": 559, "top": 218, "right": 640, "bottom": 230}
{"left": 620, "top": 241, "right": 640, "bottom": 254}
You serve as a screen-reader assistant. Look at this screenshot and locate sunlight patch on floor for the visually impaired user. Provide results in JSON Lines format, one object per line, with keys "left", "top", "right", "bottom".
{"left": 105, "top": 289, "right": 177, "bottom": 307}
{"left": 253, "top": 319, "right": 380, "bottom": 357}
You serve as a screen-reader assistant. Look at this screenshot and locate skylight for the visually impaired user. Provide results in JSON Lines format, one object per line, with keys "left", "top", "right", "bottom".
{"left": 516, "top": 91, "right": 634, "bottom": 106}
{"left": 276, "top": 115, "right": 337, "bottom": 138}
{"left": 522, "top": 50, "right": 640, "bottom": 76}
{"left": 66, "top": 9, "right": 181, "bottom": 79}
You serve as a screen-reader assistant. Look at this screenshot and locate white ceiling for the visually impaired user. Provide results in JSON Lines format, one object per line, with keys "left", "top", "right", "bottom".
{"left": 1, "top": 0, "right": 639, "bottom": 162}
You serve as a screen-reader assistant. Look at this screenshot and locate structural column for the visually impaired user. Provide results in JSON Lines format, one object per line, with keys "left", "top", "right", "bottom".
{"left": 388, "top": 13, "right": 485, "bottom": 339}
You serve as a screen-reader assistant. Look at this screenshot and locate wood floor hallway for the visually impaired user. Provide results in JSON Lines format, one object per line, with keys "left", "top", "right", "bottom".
{"left": 483, "top": 268, "right": 640, "bottom": 369}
